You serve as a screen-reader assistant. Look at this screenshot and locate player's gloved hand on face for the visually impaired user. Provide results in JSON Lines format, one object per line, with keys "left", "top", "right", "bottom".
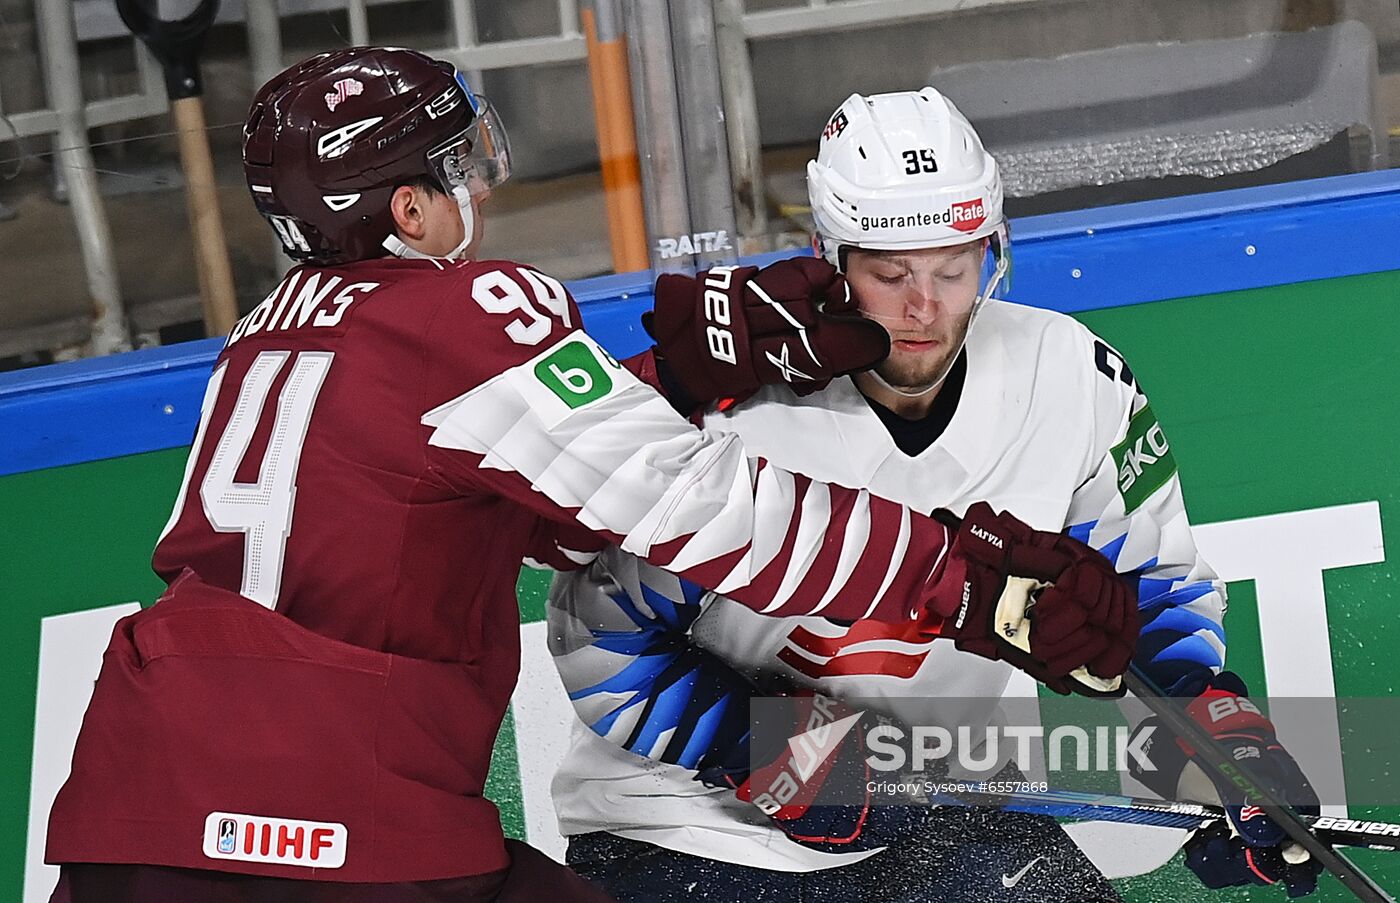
{"left": 695, "top": 693, "right": 924, "bottom": 852}
{"left": 1126, "top": 670, "right": 1322, "bottom": 895}
{"left": 646, "top": 257, "right": 889, "bottom": 413}
{"left": 1184, "top": 820, "right": 1322, "bottom": 898}
{"left": 923, "top": 502, "right": 1138, "bottom": 697}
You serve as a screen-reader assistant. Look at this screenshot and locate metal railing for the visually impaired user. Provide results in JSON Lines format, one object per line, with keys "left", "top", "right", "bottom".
{"left": 20, "top": 0, "right": 1367, "bottom": 361}
{"left": 740, "top": 0, "right": 1049, "bottom": 39}
{"left": 17, "top": 0, "right": 598, "bottom": 359}
{"left": 2, "top": 36, "right": 167, "bottom": 141}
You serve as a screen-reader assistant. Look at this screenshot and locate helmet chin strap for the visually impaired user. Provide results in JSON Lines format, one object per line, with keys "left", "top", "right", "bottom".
{"left": 382, "top": 186, "right": 476, "bottom": 261}
{"left": 865, "top": 337, "right": 967, "bottom": 398}
{"left": 866, "top": 365, "right": 948, "bottom": 398}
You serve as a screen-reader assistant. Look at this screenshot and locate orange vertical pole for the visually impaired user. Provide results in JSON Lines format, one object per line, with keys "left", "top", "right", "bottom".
{"left": 582, "top": 5, "right": 649, "bottom": 274}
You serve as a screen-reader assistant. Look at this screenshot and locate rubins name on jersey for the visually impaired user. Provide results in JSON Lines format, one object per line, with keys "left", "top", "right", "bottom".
{"left": 227, "top": 270, "right": 381, "bottom": 347}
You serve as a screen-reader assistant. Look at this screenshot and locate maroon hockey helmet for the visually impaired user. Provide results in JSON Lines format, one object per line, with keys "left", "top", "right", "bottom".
{"left": 242, "top": 46, "right": 511, "bottom": 264}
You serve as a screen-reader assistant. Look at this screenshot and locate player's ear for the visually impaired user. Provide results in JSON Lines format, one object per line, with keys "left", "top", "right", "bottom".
{"left": 390, "top": 184, "right": 427, "bottom": 240}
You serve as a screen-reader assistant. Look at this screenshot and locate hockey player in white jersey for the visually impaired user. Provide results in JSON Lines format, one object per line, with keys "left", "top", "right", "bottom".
{"left": 547, "top": 87, "right": 1324, "bottom": 902}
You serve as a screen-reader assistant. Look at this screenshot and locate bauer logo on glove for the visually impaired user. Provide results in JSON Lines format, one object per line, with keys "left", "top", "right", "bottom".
{"left": 926, "top": 501, "right": 1139, "bottom": 697}
{"left": 648, "top": 256, "right": 890, "bottom": 409}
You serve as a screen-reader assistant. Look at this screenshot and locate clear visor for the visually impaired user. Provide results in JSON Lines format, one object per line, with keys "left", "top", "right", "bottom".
{"left": 426, "top": 97, "right": 512, "bottom": 197}
{"left": 979, "top": 225, "right": 1012, "bottom": 302}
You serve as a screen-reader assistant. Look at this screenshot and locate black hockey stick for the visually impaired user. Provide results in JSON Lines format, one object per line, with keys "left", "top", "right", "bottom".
{"left": 933, "top": 784, "right": 1400, "bottom": 851}
{"left": 1124, "top": 667, "right": 1395, "bottom": 902}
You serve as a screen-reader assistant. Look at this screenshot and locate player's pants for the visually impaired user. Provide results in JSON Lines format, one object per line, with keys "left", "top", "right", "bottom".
{"left": 566, "top": 807, "right": 1122, "bottom": 903}
{"left": 51, "top": 838, "right": 617, "bottom": 903}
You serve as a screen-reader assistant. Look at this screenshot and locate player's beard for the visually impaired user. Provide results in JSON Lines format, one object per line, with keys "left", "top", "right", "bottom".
{"left": 875, "top": 308, "right": 974, "bottom": 392}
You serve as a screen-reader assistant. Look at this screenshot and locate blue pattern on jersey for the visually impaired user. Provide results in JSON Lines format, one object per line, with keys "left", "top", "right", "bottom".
{"left": 1152, "top": 634, "right": 1224, "bottom": 669}
{"left": 582, "top": 579, "right": 705, "bottom": 663}
{"left": 1127, "top": 554, "right": 1158, "bottom": 575}
{"left": 1136, "top": 574, "right": 1179, "bottom": 603}
{"left": 606, "top": 581, "right": 703, "bottom": 633}
{"left": 630, "top": 669, "right": 701, "bottom": 755}
{"left": 640, "top": 582, "right": 683, "bottom": 630}
{"left": 571, "top": 576, "right": 751, "bottom": 768}
{"left": 589, "top": 694, "right": 640, "bottom": 737}
{"left": 569, "top": 648, "right": 680, "bottom": 701}
{"left": 602, "top": 584, "right": 659, "bottom": 631}
{"left": 1141, "top": 603, "right": 1226, "bottom": 643}
{"left": 679, "top": 695, "right": 734, "bottom": 769}
{"left": 589, "top": 628, "right": 666, "bottom": 657}
{"left": 1134, "top": 566, "right": 1224, "bottom": 686}
{"left": 1067, "top": 520, "right": 1096, "bottom": 545}
{"left": 1142, "top": 581, "right": 1217, "bottom": 613}
{"left": 1073, "top": 530, "right": 1225, "bottom": 688}
{"left": 678, "top": 576, "right": 706, "bottom": 606}
{"left": 1095, "top": 531, "right": 1128, "bottom": 568}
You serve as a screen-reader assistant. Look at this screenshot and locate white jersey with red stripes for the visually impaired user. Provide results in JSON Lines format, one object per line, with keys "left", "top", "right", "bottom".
{"left": 547, "top": 298, "right": 1226, "bottom": 871}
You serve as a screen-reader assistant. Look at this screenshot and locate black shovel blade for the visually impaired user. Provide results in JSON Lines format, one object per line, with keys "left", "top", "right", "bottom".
{"left": 114, "top": 0, "right": 220, "bottom": 99}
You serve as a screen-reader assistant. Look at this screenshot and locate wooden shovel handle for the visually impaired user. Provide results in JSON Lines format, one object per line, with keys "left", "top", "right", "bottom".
{"left": 172, "top": 96, "right": 238, "bottom": 336}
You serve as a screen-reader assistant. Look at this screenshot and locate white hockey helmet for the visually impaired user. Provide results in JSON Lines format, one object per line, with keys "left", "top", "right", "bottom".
{"left": 807, "top": 87, "right": 1009, "bottom": 298}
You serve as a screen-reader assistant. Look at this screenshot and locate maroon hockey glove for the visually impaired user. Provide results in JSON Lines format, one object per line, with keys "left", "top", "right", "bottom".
{"left": 925, "top": 502, "right": 1138, "bottom": 696}
{"left": 646, "top": 257, "right": 889, "bottom": 409}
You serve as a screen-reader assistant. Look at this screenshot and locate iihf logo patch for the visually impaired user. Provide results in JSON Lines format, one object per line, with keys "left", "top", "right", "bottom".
{"left": 217, "top": 818, "right": 237, "bottom": 854}
{"left": 203, "top": 811, "right": 347, "bottom": 868}
{"left": 325, "top": 78, "right": 364, "bottom": 111}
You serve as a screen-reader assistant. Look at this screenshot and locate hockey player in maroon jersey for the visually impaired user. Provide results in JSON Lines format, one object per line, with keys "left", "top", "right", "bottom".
{"left": 45, "top": 47, "right": 1138, "bottom": 901}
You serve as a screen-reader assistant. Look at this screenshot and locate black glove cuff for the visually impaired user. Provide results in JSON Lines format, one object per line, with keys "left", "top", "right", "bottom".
{"left": 1127, "top": 715, "right": 1190, "bottom": 800}
{"left": 652, "top": 350, "right": 702, "bottom": 418}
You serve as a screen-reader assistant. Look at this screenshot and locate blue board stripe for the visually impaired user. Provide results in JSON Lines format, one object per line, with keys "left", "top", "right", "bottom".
{"left": 4, "top": 171, "right": 1400, "bottom": 476}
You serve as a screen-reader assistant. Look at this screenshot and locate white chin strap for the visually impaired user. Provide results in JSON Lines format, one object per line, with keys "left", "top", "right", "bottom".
{"left": 867, "top": 362, "right": 955, "bottom": 398}
{"left": 382, "top": 186, "right": 476, "bottom": 261}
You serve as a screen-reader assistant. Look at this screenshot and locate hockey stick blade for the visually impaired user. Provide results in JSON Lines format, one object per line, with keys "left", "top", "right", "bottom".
{"left": 1125, "top": 667, "right": 1395, "bottom": 902}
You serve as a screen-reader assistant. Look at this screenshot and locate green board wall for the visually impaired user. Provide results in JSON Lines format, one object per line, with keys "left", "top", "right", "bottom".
{"left": 5, "top": 270, "right": 1399, "bottom": 899}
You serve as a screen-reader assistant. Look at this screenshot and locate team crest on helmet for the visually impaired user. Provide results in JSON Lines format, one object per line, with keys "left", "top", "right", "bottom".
{"left": 823, "top": 110, "right": 848, "bottom": 141}
{"left": 324, "top": 78, "right": 364, "bottom": 111}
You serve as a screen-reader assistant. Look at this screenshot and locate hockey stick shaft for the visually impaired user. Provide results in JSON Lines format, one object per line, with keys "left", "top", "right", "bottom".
{"left": 1125, "top": 667, "right": 1395, "bottom": 902}
{"left": 935, "top": 786, "right": 1400, "bottom": 851}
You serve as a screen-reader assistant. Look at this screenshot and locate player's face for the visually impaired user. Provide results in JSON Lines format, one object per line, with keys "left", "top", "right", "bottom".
{"left": 845, "top": 240, "right": 985, "bottom": 390}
